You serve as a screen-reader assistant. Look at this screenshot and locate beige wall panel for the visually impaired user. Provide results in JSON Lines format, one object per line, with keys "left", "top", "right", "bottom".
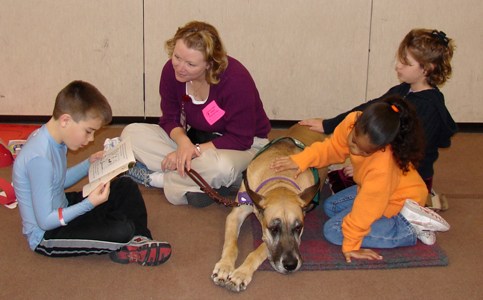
{"left": 369, "top": 0, "right": 483, "bottom": 122}
{"left": 0, "top": 0, "right": 143, "bottom": 116}
{"left": 144, "top": 0, "right": 372, "bottom": 120}
{"left": 4, "top": 1, "right": 479, "bottom": 121}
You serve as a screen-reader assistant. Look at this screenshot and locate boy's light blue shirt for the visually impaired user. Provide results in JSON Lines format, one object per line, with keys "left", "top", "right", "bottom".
{"left": 13, "top": 125, "right": 94, "bottom": 250}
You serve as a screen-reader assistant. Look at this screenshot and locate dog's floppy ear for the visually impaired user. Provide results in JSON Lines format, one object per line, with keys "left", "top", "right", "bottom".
{"left": 243, "top": 171, "right": 265, "bottom": 213}
{"left": 298, "top": 178, "right": 321, "bottom": 209}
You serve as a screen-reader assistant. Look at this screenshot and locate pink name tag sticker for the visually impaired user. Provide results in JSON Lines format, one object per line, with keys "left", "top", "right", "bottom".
{"left": 202, "top": 101, "right": 225, "bottom": 125}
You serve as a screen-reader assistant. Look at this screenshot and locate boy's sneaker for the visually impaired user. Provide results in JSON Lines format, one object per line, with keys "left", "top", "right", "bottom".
{"left": 413, "top": 227, "right": 437, "bottom": 245}
{"left": 109, "top": 236, "right": 171, "bottom": 266}
{"left": 125, "top": 161, "right": 153, "bottom": 187}
{"left": 400, "top": 199, "right": 450, "bottom": 232}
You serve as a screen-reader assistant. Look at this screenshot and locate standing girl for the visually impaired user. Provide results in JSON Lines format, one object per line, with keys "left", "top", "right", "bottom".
{"left": 300, "top": 29, "right": 457, "bottom": 210}
{"left": 271, "top": 96, "right": 450, "bottom": 263}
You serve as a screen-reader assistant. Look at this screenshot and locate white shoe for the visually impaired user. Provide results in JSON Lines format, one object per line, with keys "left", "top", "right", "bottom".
{"left": 400, "top": 199, "right": 450, "bottom": 232}
{"left": 414, "top": 227, "right": 436, "bottom": 245}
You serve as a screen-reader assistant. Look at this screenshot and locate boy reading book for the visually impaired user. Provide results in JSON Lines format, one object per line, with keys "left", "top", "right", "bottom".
{"left": 13, "top": 80, "right": 171, "bottom": 266}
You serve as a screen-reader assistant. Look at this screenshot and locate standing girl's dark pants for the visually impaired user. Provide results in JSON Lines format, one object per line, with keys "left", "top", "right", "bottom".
{"left": 35, "top": 177, "right": 152, "bottom": 257}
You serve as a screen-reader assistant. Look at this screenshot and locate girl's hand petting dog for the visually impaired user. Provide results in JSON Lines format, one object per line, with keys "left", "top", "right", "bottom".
{"left": 270, "top": 156, "right": 302, "bottom": 178}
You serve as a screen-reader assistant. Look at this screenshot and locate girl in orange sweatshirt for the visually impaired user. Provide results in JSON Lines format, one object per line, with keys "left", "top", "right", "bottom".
{"left": 271, "top": 96, "right": 450, "bottom": 263}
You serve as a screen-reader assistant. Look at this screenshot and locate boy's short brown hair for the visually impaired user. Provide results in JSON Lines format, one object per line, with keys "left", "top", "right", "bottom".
{"left": 53, "top": 80, "right": 112, "bottom": 125}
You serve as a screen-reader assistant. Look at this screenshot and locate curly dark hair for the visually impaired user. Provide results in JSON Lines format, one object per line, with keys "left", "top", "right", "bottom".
{"left": 354, "top": 95, "right": 425, "bottom": 173}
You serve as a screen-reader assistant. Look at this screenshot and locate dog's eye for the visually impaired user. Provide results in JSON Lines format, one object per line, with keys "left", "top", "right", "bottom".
{"left": 268, "top": 219, "right": 282, "bottom": 236}
{"left": 293, "top": 224, "right": 303, "bottom": 234}
{"left": 269, "top": 226, "right": 280, "bottom": 236}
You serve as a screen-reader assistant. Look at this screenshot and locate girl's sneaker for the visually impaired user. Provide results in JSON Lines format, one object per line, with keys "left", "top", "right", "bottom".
{"left": 400, "top": 199, "right": 450, "bottom": 232}
{"left": 110, "top": 236, "right": 171, "bottom": 266}
{"left": 413, "top": 227, "right": 437, "bottom": 245}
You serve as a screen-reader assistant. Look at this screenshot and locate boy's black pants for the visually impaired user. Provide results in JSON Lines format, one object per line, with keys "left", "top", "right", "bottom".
{"left": 35, "top": 177, "right": 152, "bottom": 257}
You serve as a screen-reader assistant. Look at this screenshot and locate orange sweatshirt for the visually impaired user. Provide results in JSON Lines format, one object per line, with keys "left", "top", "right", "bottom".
{"left": 290, "top": 112, "right": 428, "bottom": 253}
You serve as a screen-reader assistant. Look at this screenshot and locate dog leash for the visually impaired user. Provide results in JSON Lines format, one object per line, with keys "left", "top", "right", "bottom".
{"left": 184, "top": 167, "right": 240, "bottom": 207}
{"left": 184, "top": 137, "right": 321, "bottom": 208}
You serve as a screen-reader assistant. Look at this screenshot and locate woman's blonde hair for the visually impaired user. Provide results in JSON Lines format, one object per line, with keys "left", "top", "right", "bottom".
{"left": 165, "top": 21, "right": 228, "bottom": 84}
{"left": 397, "top": 28, "right": 455, "bottom": 87}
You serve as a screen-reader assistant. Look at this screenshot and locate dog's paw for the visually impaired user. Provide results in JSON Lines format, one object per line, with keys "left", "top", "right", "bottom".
{"left": 223, "top": 269, "right": 252, "bottom": 292}
{"left": 211, "top": 261, "right": 234, "bottom": 287}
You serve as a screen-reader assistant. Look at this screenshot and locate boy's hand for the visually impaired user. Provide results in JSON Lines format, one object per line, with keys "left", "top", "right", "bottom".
{"left": 270, "top": 156, "right": 302, "bottom": 178}
{"left": 87, "top": 181, "right": 111, "bottom": 206}
{"left": 343, "top": 249, "right": 383, "bottom": 263}
{"left": 89, "top": 150, "right": 104, "bottom": 163}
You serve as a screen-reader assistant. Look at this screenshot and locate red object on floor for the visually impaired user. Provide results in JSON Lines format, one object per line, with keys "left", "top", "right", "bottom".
{"left": 0, "top": 177, "right": 16, "bottom": 205}
{"left": 0, "top": 124, "right": 41, "bottom": 160}
{"left": 0, "top": 124, "right": 41, "bottom": 143}
{"left": 0, "top": 144, "right": 13, "bottom": 167}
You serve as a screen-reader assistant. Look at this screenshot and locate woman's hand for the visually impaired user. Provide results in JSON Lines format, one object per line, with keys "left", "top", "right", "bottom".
{"left": 87, "top": 181, "right": 111, "bottom": 207}
{"left": 270, "top": 156, "right": 302, "bottom": 178}
{"left": 162, "top": 141, "right": 200, "bottom": 177}
{"left": 161, "top": 151, "right": 179, "bottom": 172}
{"left": 343, "top": 249, "right": 383, "bottom": 263}
{"left": 298, "top": 118, "right": 325, "bottom": 133}
{"left": 165, "top": 128, "right": 202, "bottom": 176}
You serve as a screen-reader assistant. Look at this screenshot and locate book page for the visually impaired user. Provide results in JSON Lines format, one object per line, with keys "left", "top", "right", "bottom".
{"left": 82, "top": 138, "right": 136, "bottom": 197}
{"left": 88, "top": 138, "right": 135, "bottom": 182}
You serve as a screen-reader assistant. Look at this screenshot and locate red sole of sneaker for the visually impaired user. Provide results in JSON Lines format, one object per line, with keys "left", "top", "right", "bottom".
{"left": 110, "top": 244, "right": 172, "bottom": 266}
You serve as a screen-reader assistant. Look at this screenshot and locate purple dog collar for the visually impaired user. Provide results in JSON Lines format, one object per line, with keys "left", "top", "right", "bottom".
{"left": 237, "top": 191, "right": 253, "bottom": 205}
{"left": 255, "top": 176, "right": 301, "bottom": 192}
{"left": 238, "top": 176, "right": 301, "bottom": 205}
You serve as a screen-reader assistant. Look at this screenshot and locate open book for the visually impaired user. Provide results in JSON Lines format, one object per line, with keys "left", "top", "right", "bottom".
{"left": 82, "top": 138, "right": 136, "bottom": 197}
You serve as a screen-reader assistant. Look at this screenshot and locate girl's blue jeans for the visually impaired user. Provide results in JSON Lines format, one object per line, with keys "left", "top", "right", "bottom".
{"left": 323, "top": 185, "right": 417, "bottom": 249}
